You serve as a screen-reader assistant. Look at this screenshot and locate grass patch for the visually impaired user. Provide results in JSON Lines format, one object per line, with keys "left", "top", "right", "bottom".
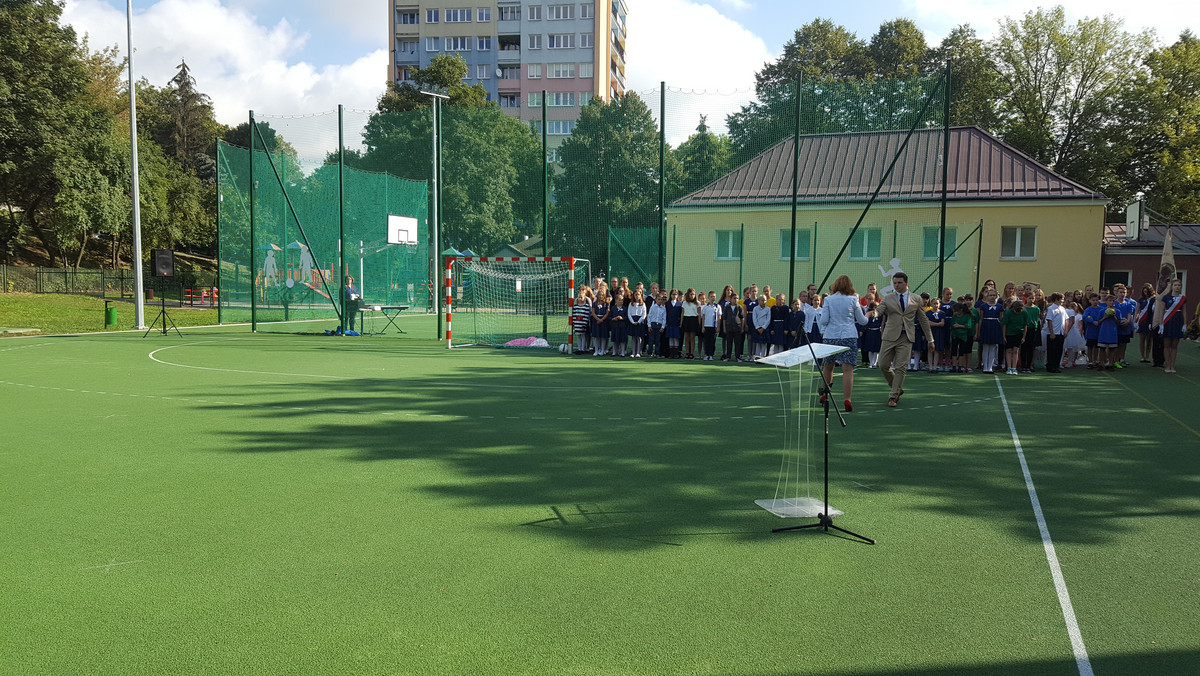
{"left": 0, "top": 293, "right": 218, "bottom": 335}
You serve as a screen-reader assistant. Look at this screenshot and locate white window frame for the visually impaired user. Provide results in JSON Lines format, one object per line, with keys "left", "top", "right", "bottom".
{"left": 548, "top": 34, "right": 575, "bottom": 49}
{"left": 580, "top": 33, "right": 594, "bottom": 49}
{"left": 447, "top": 36, "right": 472, "bottom": 52}
{"left": 546, "top": 148, "right": 560, "bottom": 163}
{"left": 499, "top": 6, "right": 520, "bottom": 21}
{"left": 549, "top": 91, "right": 575, "bottom": 106}
{"left": 477, "top": 36, "right": 492, "bottom": 51}
{"left": 547, "top": 120, "right": 575, "bottom": 135}
{"left": 922, "top": 226, "right": 958, "bottom": 261}
{"left": 425, "top": 37, "right": 440, "bottom": 52}
{"left": 476, "top": 64, "right": 491, "bottom": 80}
{"left": 528, "top": 63, "right": 542, "bottom": 79}
{"left": 527, "top": 33, "right": 542, "bottom": 49}
{"left": 398, "top": 40, "right": 417, "bottom": 54}
{"left": 1000, "top": 226, "right": 1037, "bottom": 260}
{"left": 848, "top": 227, "right": 882, "bottom": 261}
{"left": 715, "top": 230, "right": 742, "bottom": 261}
{"left": 426, "top": 9, "right": 439, "bottom": 23}
{"left": 548, "top": 4, "right": 574, "bottom": 20}
{"left": 476, "top": 7, "right": 491, "bottom": 22}
{"left": 580, "top": 3, "right": 594, "bottom": 19}
{"left": 399, "top": 11, "right": 418, "bottom": 24}
{"left": 779, "top": 229, "right": 812, "bottom": 261}
{"left": 579, "top": 92, "right": 593, "bottom": 106}
{"left": 499, "top": 65, "right": 520, "bottom": 79}
{"left": 528, "top": 5, "right": 542, "bottom": 20}
{"left": 445, "top": 8, "right": 472, "bottom": 22}
{"left": 579, "top": 62, "right": 593, "bottom": 78}
{"left": 548, "top": 63, "right": 575, "bottom": 78}
{"left": 528, "top": 92, "right": 542, "bottom": 107}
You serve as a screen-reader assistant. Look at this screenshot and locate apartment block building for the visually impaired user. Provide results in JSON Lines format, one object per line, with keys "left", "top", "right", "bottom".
{"left": 389, "top": 1, "right": 627, "bottom": 150}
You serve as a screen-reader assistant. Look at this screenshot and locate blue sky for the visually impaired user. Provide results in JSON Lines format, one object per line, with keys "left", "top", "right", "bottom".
{"left": 61, "top": 0, "right": 1199, "bottom": 128}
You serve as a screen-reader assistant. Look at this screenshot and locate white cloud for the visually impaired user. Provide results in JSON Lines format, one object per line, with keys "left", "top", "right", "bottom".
{"left": 61, "top": 0, "right": 387, "bottom": 128}
{"left": 624, "top": 0, "right": 774, "bottom": 143}
{"left": 904, "top": 0, "right": 1200, "bottom": 42}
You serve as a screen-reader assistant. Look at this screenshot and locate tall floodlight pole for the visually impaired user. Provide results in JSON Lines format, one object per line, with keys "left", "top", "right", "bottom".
{"left": 420, "top": 90, "right": 448, "bottom": 340}
{"left": 126, "top": 0, "right": 146, "bottom": 329}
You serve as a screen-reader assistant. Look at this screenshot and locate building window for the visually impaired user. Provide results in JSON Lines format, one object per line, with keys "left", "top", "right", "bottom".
{"left": 499, "top": 6, "right": 520, "bottom": 21}
{"left": 528, "top": 92, "right": 542, "bottom": 106}
{"left": 499, "top": 94, "right": 520, "bottom": 108}
{"left": 547, "top": 120, "right": 575, "bottom": 134}
{"left": 398, "top": 40, "right": 417, "bottom": 54}
{"left": 548, "top": 62, "right": 575, "bottom": 78}
{"left": 1000, "top": 226, "right": 1036, "bottom": 260}
{"left": 580, "top": 3, "right": 594, "bottom": 19}
{"left": 548, "top": 33, "right": 575, "bottom": 49}
{"left": 447, "top": 36, "right": 472, "bottom": 52}
{"left": 476, "top": 7, "right": 491, "bottom": 22}
{"left": 426, "top": 37, "right": 440, "bottom": 52}
{"left": 477, "top": 36, "right": 492, "bottom": 50}
{"left": 528, "top": 5, "right": 542, "bottom": 20}
{"left": 426, "top": 9, "right": 438, "bottom": 23}
{"left": 549, "top": 91, "right": 575, "bottom": 106}
{"left": 499, "top": 65, "right": 520, "bottom": 79}
{"left": 579, "top": 62, "right": 593, "bottom": 78}
{"left": 548, "top": 4, "right": 574, "bottom": 19}
{"left": 579, "top": 92, "right": 593, "bottom": 106}
{"left": 715, "top": 230, "right": 742, "bottom": 261}
{"left": 779, "top": 229, "right": 812, "bottom": 260}
{"left": 476, "top": 64, "right": 491, "bottom": 79}
{"left": 922, "top": 226, "right": 958, "bottom": 261}
{"left": 1101, "top": 270, "right": 1132, "bottom": 290}
{"left": 399, "top": 67, "right": 414, "bottom": 81}
{"left": 528, "top": 63, "right": 542, "bottom": 79}
{"left": 529, "top": 120, "right": 542, "bottom": 134}
{"left": 848, "top": 227, "right": 882, "bottom": 261}
{"left": 399, "top": 11, "right": 418, "bottom": 24}
{"left": 527, "top": 33, "right": 542, "bottom": 49}
{"left": 580, "top": 33, "right": 593, "bottom": 48}
{"left": 546, "top": 148, "right": 560, "bottom": 163}
{"left": 445, "top": 8, "right": 471, "bottom": 22}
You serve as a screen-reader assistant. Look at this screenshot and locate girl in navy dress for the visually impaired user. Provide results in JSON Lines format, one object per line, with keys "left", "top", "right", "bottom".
{"left": 976, "top": 288, "right": 1004, "bottom": 373}
{"left": 1135, "top": 282, "right": 1156, "bottom": 363}
{"left": 769, "top": 293, "right": 790, "bottom": 355}
{"left": 609, "top": 289, "right": 629, "bottom": 357}
{"left": 591, "top": 290, "right": 610, "bottom": 357}
{"left": 1159, "top": 278, "right": 1186, "bottom": 373}
{"left": 806, "top": 294, "right": 823, "bottom": 346}
{"left": 861, "top": 302, "right": 883, "bottom": 367}
{"left": 787, "top": 298, "right": 806, "bottom": 349}
{"left": 665, "top": 289, "right": 684, "bottom": 358}
{"left": 937, "top": 287, "right": 955, "bottom": 371}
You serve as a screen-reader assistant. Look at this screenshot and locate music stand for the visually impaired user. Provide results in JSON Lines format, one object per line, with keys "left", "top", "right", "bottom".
{"left": 143, "top": 296, "right": 182, "bottom": 338}
{"left": 755, "top": 343, "right": 875, "bottom": 545}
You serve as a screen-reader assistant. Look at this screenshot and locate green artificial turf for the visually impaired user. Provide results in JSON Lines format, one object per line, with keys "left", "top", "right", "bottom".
{"left": 1, "top": 326, "right": 1196, "bottom": 674}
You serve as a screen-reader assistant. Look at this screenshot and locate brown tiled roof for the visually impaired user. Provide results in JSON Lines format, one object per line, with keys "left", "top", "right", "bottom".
{"left": 671, "top": 126, "right": 1106, "bottom": 207}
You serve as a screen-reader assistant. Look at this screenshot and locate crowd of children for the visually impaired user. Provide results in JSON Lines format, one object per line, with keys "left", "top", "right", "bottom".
{"left": 569, "top": 275, "right": 1192, "bottom": 375}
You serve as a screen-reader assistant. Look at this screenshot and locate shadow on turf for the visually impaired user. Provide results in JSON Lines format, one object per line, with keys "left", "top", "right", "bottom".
{"left": 807, "top": 648, "right": 1199, "bottom": 676}
{"left": 190, "top": 349, "right": 1200, "bottom": 550}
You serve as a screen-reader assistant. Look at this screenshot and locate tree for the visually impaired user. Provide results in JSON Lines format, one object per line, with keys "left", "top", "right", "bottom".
{"left": 755, "top": 19, "right": 871, "bottom": 91}
{"left": 868, "top": 19, "right": 931, "bottom": 78}
{"left": 672, "top": 115, "right": 732, "bottom": 198}
{"left": 931, "top": 24, "right": 1001, "bottom": 131}
{"left": 990, "top": 7, "right": 1151, "bottom": 175}
{"left": 552, "top": 92, "right": 682, "bottom": 272}
{"left": 377, "top": 53, "right": 490, "bottom": 113}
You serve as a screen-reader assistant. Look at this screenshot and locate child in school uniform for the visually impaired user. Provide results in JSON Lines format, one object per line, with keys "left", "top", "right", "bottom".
{"left": 741, "top": 288, "right": 759, "bottom": 361}
{"left": 721, "top": 289, "right": 745, "bottom": 362}
{"left": 950, "top": 302, "right": 973, "bottom": 372}
{"left": 976, "top": 288, "right": 1004, "bottom": 373}
{"left": 609, "top": 289, "right": 629, "bottom": 357}
{"left": 572, "top": 287, "right": 592, "bottom": 354}
{"left": 861, "top": 302, "right": 882, "bottom": 367}
{"left": 647, "top": 293, "right": 667, "bottom": 358}
{"left": 665, "top": 289, "right": 684, "bottom": 358}
{"left": 1062, "top": 297, "right": 1086, "bottom": 368}
{"left": 925, "top": 297, "right": 946, "bottom": 372}
{"left": 769, "top": 293, "right": 790, "bottom": 355}
{"left": 1080, "top": 293, "right": 1104, "bottom": 368}
{"left": 1001, "top": 298, "right": 1030, "bottom": 375}
{"left": 787, "top": 297, "right": 806, "bottom": 349}
{"left": 591, "top": 290, "right": 611, "bottom": 357}
{"left": 681, "top": 288, "right": 701, "bottom": 359}
{"left": 699, "top": 291, "right": 720, "bottom": 360}
{"left": 628, "top": 291, "right": 647, "bottom": 357}
{"left": 805, "top": 294, "right": 823, "bottom": 346}
{"left": 751, "top": 295, "right": 772, "bottom": 359}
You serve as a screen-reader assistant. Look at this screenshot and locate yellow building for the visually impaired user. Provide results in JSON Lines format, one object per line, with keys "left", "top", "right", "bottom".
{"left": 665, "top": 127, "right": 1108, "bottom": 299}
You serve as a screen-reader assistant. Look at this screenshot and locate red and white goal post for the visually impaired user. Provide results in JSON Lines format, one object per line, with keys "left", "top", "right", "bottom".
{"left": 444, "top": 256, "right": 580, "bottom": 349}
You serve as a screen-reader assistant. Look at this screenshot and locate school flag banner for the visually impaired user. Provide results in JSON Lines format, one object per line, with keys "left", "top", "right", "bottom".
{"left": 1152, "top": 226, "right": 1177, "bottom": 328}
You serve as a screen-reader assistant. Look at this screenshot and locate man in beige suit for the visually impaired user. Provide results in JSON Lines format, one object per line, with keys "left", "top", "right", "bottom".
{"left": 877, "top": 272, "right": 935, "bottom": 407}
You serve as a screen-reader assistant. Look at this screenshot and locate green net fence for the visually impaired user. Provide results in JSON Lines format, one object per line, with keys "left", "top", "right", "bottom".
{"left": 219, "top": 71, "right": 978, "bottom": 336}
{"left": 217, "top": 111, "right": 429, "bottom": 331}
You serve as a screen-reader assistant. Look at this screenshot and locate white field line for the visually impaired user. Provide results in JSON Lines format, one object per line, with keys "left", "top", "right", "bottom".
{"left": 995, "top": 377, "right": 1093, "bottom": 676}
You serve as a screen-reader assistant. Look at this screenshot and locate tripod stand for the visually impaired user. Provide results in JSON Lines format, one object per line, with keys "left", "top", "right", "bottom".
{"left": 756, "top": 341, "right": 875, "bottom": 545}
{"left": 143, "top": 297, "right": 182, "bottom": 337}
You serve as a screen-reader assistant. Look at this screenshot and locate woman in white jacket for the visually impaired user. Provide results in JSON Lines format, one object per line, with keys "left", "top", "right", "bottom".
{"left": 817, "top": 275, "right": 869, "bottom": 411}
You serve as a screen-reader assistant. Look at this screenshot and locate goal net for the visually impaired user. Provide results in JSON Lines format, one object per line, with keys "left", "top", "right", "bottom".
{"left": 444, "top": 257, "right": 587, "bottom": 348}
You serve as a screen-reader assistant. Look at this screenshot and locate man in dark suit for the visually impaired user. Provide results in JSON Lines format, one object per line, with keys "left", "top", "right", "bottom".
{"left": 342, "top": 275, "right": 362, "bottom": 333}
{"left": 877, "top": 272, "right": 935, "bottom": 407}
